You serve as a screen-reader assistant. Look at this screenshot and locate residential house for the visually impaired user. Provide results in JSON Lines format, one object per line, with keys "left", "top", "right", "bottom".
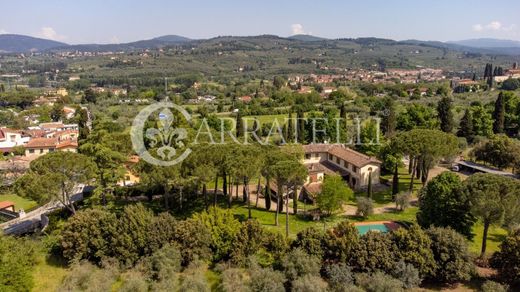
{"left": 301, "top": 144, "right": 381, "bottom": 199}
{"left": 38, "top": 122, "right": 78, "bottom": 132}
{"left": 0, "top": 128, "right": 30, "bottom": 153}
{"left": 24, "top": 136, "right": 78, "bottom": 157}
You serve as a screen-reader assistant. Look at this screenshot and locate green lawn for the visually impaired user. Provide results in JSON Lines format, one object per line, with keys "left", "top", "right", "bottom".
{"left": 469, "top": 222, "right": 508, "bottom": 256}
{"left": 32, "top": 245, "right": 69, "bottom": 292}
{"left": 246, "top": 114, "right": 289, "bottom": 125}
{"left": 0, "top": 194, "right": 38, "bottom": 211}
{"left": 229, "top": 202, "right": 419, "bottom": 237}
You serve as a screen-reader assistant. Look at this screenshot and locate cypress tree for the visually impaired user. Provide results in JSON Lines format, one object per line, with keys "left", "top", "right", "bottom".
{"left": 236, "top": 110, "right": 244, "bottom": 138}
{"left": 392, "top": 164, "right": 399, "bottom": 199}
{"left": 458, "top": 109, "right": 474, "bottom": 143}
{"left": 437, "top": 97, "right": 454, "bottom": 133}
{"left": 381, "top": 97, "right": 397, "bottom": 137}
{"left": 367, "top": 172, "right": 373, "bottom": 198}
{"left": 296, "top": 109, "right": 305, "bottom": 143}
{"left": 287, "top": 112, "right": 294, "bottom": 143}
{"left": 493, "top": 92, "right": 505, "bottom": 134}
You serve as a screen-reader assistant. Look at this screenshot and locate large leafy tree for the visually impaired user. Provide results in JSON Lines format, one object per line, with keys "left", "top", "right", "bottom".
{"left": 466, "top": 173, "right": 520, "bottom": 258}
{"left": 316, "top": 174, "right": 353, "bottom": 215}
{"left": 470, "top": 104, "right": 493, "bottom": 137}
{"left": 15, "top": 152, "right": 97, "bottom": 214}
{"left": 426, "top": 227, "right": 473, "bottom": 283}
{"left": 234, "top": 145, "right": 263, "bottom": 219}
{"left": 134, "top": 159, "right": 181, "bottom": 208}
{"left": 59, "top": 209, "right": 118, "bottom": 263}
{"left": 417, "top": 172, "right": 475, "bottom": 238}
{"left": 79, "top": 134, "right": 128, "bottom": 204}
{"left": 470, "top": 134, "right": 520, "bottom": 170}
{"left": 391, "top": 224, "right": 436, "bottom": 278}
{"left": 398, "top": 129, "right": 459, "bottom": 188}
{"left": 397, "top": 104, "right": 438, "bottom": 131}
{"left": 490, "top": 231, "right": 520, "bottom": 284}
{"left": 269, "top": 151, "right": 307, "bottom": 236}
{"left": 349, "top": 232, "right": 398, "bottom": 273}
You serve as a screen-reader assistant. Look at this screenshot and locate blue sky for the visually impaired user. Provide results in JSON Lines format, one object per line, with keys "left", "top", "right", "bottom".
{"left": 1, "top": 0, "right": 519, "bottom": 44}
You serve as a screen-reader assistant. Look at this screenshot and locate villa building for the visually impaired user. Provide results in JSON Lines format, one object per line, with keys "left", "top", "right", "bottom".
{"left": 301, "top": 144, "right": 381, "bottom": 199}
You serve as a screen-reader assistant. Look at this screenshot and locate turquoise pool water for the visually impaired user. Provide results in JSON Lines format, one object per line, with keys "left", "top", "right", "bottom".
{"left": 355, "top": 224, "right": 390, "bottom": 235}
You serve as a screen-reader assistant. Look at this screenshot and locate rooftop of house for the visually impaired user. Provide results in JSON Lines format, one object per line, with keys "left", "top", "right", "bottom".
{"left": 24, "top": 137, "right": 58, "bottom": 149}
{"left": 0, "top": 201, "right": 15, "bottom": 210}
{"left": 303, "top": 144, "right": 381, "bottom": 168}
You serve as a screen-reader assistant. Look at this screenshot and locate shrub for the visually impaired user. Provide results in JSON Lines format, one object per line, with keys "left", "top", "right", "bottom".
{"left": 262, "top": 230, "right": 289, "bottom": 265}
{"left": 426, "top": 227, "right": 474, "bottom": 283}
{"left": 356, "top": 197, "right": 373, "bottom": 217}
{"left": 291, "top": 274, "right": 328, "bottom": 292}
{"left": 119, "top": 271, "right": 149, "bottom": 292}
{"left": 292, "top": 227, "right": 326, "bottom": 259}
{"left": 323, "top": 221, "right": 359, "bottom": 263}
{"left": 281, "top": 248, "right": 321, "bottom": 281}
{"left": 324, "top": 263, "right": 354, "bottom": 288}
{"left": 391, "top": 224, "right": 436, "bottom": 277}
{"left": 136, "top": 244, "right": 182, "bottom": 281}
{"left": 0, "top": 235, "right": 37, "bottom": 292}
{"left": 59, "top": 261, "right": 119, "bottom": 292}
{"left": 392, "top": 261, "right": 421, "bottom": 289}
{"left": 248, "top": 268, "right": 286, "bottom": 292}
{"left": 230, "top": 220, "right": 266, "bottom": 266}
{"left": 219, "top": 268, "right": 250, "bottom": 292}
{"left": 349, "top": 232, "right": 398, "bottom": 273}
{"left": 355, "top": 272, "right": 404, "bottom": 292}
{"left": 172, "top": 218, "right": 212, "bottom": 265}
{"left": 490, "top": 231, "right": 520, "bottom": 284}
{"left": 395, "top": 191, "right": 411, "bottom": 211}
{"left": 112, "top": 204, "right": 155, "bottom": 266}
{"left": 146, "top": 212, "right": 178, "bottom": 254}
{"left": 502, "top": 78, "right": 520, "bottom": 91}
{"left": 179, "top": 263, "right": 210, "bottom": 292}
{"left": 192, "top": 207, "right": 242, "bottom": 261}
{"left": 481, "top": 280, "right": 508, "bottom": 292}
{"left": 59, "top": 208, "right": 118, "bottom": 264}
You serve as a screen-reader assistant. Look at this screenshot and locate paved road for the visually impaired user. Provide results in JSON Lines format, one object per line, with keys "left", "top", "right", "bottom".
{"left": 1, "top": 185, "right": 85, "bottom": 235}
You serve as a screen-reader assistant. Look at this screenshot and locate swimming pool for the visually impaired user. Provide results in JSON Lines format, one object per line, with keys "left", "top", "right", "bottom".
{"left": 354, "top": 221, "right": 400, "bottom": 235}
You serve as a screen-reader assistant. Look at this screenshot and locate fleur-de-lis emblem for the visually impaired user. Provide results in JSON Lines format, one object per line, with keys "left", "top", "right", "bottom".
{"left": 145, "top": 108, "right": 187, "bottom": 160}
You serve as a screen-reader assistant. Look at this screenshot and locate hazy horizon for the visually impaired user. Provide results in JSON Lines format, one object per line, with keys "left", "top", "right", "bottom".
{"left": 1, "top": 0, "right": 519, "bottom": 44}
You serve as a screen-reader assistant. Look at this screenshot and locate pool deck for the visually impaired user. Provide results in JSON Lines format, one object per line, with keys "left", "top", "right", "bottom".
{"left": 353, "top": 220, "right": 401, "bottom": 231}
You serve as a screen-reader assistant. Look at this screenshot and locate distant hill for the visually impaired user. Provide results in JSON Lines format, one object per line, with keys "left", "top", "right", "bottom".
{"left": 152, "top": 35, "right": 192, "bottom": 43}
{"left": 50, "top": 34, "right": 193, "bottom": 52}
{"left": 448, "top": 38, "right": 520, "bottom": 48}
{"left": 2, "top": 33, "right": 520, "bottom": 57}
{"left": 0, "top": 34, "right": 67, "bottom": 53}
{"left": 288, "top": 34, "right": 327, "bottom": 42}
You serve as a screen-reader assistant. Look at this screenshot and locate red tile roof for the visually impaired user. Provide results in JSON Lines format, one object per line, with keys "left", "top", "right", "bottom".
{"left": 303, "top": 144, "right": 381, "bottom": 167}
{"left": 56, "top": 140, "right": 78, "bottom": 149}
{"left": 25, "top": 138, "right": 57, "bottom": 149}
{"left": 303, "top": 182, "right": 321, "bottom": 194}
{"left": 0, "top": 201, "right": 15, "bottom": 210}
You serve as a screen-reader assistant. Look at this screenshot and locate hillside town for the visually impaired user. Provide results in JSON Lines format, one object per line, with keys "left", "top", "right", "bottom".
{"left": 2, "top": 2, "right": 520, "bottom": 292}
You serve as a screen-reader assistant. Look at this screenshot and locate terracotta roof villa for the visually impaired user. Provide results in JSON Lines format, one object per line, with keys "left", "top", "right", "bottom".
{"left": 301, "top": 144, "right": 381, "bottom": 198}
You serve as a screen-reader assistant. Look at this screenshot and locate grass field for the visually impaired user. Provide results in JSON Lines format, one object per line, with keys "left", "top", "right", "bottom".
{"left": 0, "top": 194, "right": 37, "bottom": 211}
{"left": 32, "top": 245, "right": 69, "bottom": 292}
